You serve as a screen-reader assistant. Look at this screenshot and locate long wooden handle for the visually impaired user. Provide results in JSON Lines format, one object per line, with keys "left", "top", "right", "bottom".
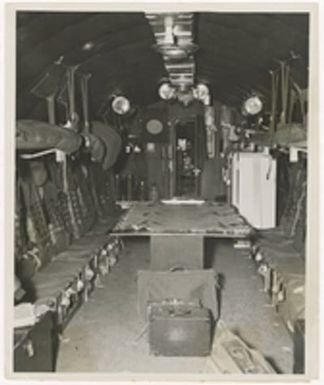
{"left": 81, "top": 73, "right": 92, "bottom": 135}
{"left": 269, "top": 70, "right": 279, "bottom": 142}
{"left": 67, "top": 66, "right": 78, "bottom": 122}
{"left": 280, "top": 62, "right": 285, "bottom": 123}
{"left": 284, "top": 65, "right": 290, "bottom": 123}
{"left": 47, "top": 95, "right": 56, "bottom": 125}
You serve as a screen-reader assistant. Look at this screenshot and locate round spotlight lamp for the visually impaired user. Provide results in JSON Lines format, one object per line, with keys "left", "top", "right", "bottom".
{"left": 112, "top": 96, "right": 130, "bottom": 115}
{"left": 194, "top": 83, "right": 210, "bottom": 101}
{"left": 158, "top": 82, "right": 176, "bottom": 100}
{"left": 243, "top": 95, "right": 263, "bottom": 115}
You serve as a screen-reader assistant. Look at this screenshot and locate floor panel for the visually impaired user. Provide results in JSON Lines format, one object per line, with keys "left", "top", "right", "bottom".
{"left": 56, "top": 238, "right": 293, "bottom": 373}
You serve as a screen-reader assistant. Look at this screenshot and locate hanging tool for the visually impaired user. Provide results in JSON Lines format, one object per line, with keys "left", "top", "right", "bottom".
{"left": 279, "top": 61, "right": 285, "bottom": 125}
{"left": 269, "top": 69, "right": 279, "bottom": 139}
{"left": 284, "top": 63, "right": 290, "bottom": 124}
{"left": 277, "top": 59, "right": 291, "bottom": 126}
{"left": 80, "top": 71, "right": 104, "bottom": 216}
{"left": 63, "top": 66, "right": 82, "bottom": 235}
{"left": 277, "top": 51, "right": 302, "bottom": 127}
{"left": 80, "top": 73, "right": 92, "bottom": 135}
{"left": 288, "top": 88, "right": 297, "bottom": 126}
{"left": 290, "top": 77, "right": 307, "bottom": 127}
{"left": 66, "top": 65, "right": 80, "bottom": 132}
{"left": 45, "top": 81, "right": 66, "bottom": 164}
{"left": 46, "top": 95, "right": 56, "bottom": 125}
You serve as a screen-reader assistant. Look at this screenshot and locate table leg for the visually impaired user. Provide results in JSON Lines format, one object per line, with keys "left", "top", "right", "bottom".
{"left": 150, "top": 235, "right": 204, "bottom": 270}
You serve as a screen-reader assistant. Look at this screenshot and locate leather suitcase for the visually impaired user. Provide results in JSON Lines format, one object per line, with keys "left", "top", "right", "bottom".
{"left": 149, "top": 303, "right": 213, "bottom": 357}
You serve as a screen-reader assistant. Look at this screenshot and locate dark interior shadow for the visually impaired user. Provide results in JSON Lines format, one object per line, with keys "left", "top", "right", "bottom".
{"left": 20, "top": 278, "right": 37, "bottom": 303}
{"left": 52, "top": 313, "right": 60, "bottom": 371}
{"left": 216, "top": 273, "right": 226, "bottom": 320}
{"left": 204, "top": 238, "right": 216, "bottom": 268}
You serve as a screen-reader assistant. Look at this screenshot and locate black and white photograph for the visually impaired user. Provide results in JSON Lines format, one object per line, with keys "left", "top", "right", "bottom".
{"left": 2, "top": 1, "right": 321, "bottom": 382}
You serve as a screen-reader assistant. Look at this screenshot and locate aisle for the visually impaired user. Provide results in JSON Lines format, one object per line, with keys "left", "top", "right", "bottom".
{"left": 207, "top": 239, "right": 293, "bottom": 373}
{"left": 56, "top": 238, "right": 293, "bottom": 373}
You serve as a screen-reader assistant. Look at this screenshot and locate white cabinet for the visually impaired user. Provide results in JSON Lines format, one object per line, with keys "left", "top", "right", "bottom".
{"left": 231, "top": 152, "right": 277, "bottom": 229}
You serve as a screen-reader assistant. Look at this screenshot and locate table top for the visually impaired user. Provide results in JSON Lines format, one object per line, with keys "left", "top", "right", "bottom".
{"left": 112, "top": 201, "right": 252, "bottom": 238}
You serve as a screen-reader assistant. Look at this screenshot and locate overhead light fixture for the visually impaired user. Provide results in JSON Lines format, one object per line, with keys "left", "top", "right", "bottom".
{"left": 193, "top": 83, "right": 209, "bottom": 101}
{"left": 158, "top": 81, "right": 211, "bottom": 106}
{"left": 112, "top": 95, "right": 130, "bottom": 115}
{"left": 243, "top": 95, "right": 263, "bottom": 115}
{"left": 158, "top": 82, "right": 176, "bottom": 100}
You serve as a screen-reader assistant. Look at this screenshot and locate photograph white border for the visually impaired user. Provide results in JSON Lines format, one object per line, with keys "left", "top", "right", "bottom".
{"left": 2, "top": 1, "right": 321, "bottom": 384}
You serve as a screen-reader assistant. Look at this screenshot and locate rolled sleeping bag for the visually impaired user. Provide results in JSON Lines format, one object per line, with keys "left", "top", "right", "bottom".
{"left": 16, "top": 119, "right": 82, "bottom": 154}
{"left": 91, "top": 121, "right": 122, "bottom": 170}
{"left": 86, "top": 133, "right": 106, "bottom": 163}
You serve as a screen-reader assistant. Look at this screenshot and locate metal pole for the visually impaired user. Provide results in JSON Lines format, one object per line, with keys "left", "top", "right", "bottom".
{"left": 81, "top": 73, "right": 92, "bottom": 135}
{"left": 47, "top": 95, "right": 56, "bottom": 125}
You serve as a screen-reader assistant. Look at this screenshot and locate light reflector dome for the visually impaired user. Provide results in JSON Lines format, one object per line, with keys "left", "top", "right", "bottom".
{"left": 243, "top": 95, "right": 263, "bottom": 115}
{"left": 158, "top": 82, "right": 176, "bottom": 100}
{"left": 194, "top": 83, "right": 210, "bottom": 101}
{"left": 112, "top": 96, "right": 130, "bottom": 115}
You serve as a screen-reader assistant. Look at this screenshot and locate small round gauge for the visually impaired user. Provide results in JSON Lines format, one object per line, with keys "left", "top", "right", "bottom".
{"left": 146, "top": 119, "right": 163, "bottom": 135}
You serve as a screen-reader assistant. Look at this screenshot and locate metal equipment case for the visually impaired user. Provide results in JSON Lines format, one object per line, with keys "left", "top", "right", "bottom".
{"left": 149, "top": 304, "right": 213, "bottom": 356}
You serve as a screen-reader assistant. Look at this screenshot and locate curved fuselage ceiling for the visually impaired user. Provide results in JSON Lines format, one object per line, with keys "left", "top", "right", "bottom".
{"left": 16, "top": 12, "right": 309, "bottom": 120}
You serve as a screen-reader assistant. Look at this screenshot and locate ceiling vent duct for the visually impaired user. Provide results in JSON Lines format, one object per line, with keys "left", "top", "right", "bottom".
{"left": 146, "top": 12, "right": 199, "bottom": 100}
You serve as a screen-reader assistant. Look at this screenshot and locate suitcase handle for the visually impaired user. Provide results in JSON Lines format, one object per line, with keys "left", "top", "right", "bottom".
{"left": 168, "top": 307, "right": 192, "bottom": 317}
{"left": 169, "top": 266, "right": 185, "bottom": 272}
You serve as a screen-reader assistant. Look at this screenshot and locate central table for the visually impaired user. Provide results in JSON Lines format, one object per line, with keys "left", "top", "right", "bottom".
{"left": 112, "top": 201, "right": 252, "bottom": 270}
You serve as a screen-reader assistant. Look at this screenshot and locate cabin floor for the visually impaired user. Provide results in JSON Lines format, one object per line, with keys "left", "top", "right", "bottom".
{"left": 56, "top": 238, "right": 293, "bottom": 373}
